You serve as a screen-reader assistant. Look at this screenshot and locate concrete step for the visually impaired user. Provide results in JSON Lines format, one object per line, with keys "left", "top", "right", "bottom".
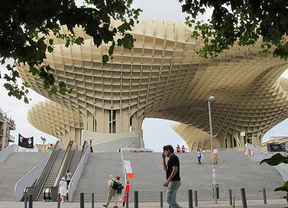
{"left": 0, "top": 150, "right": 285, "bottom": 203}
{"left": 0, "top": 152, "right": 48, "bottom": 201}
{"left": 72, "top": 152, "right": 123, "bottom": 202}
{"left": 71, "top": 150, "right": 285, "bottom": 202}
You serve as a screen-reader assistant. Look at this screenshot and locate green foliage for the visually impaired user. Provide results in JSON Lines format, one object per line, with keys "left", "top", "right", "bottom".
{"left": 180, "top": 0, "right": 288, "bottom": 60}
{"left": 260, "top": 153, "right": 288, "bottom": 203}
{"left": 275, "top": 181, "right": 288, "bottom": 203}
{"left": 260, "top": 153, "right": 288, "bottom": 166}
{"left": 0, "top": 0, "right": 141, "bottom": 103}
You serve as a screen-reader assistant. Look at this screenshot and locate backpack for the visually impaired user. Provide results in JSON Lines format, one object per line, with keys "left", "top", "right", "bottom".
{"left": 111, "top": 179, "right": 119, "bottom": 190}
{"left": 117, "top": 183, "right": 124, "bottom": 194}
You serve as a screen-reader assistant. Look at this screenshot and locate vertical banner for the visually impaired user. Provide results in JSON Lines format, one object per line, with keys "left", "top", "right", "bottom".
{"left": 18, "top": 134, "right": 34, "bottom": 148}
{"left": 123, "top": 160, "right": 134, "bottom": 178}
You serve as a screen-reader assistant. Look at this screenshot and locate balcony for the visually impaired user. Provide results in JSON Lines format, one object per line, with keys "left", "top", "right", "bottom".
{"left": 8, "top": 135, "right": 15, "bottom": 142}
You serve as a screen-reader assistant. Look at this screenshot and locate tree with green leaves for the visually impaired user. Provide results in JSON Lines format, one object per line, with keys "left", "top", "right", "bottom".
{"left": 180, "top": 0, "right": 288, "bottom": 59}
{"left": 3, "top": 0, "right": 288, "bottom": 103}
{"left": 261, "top": 153, "right": 288, "bottom": 202}
{"left": 0, "top": 0, "right": 141, "bottom": 103}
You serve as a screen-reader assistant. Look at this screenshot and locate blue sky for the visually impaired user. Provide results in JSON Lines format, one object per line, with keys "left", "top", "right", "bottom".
{"left": 1, "top": 0, "right": 288, "bottom": 152}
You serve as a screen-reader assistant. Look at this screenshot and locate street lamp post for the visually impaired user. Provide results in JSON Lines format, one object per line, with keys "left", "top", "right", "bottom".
{"left": 208, "top": 96, "right": 217, "bottom": 203}
{"left": 40, "top": 137, "right": 46, "bottom": 152}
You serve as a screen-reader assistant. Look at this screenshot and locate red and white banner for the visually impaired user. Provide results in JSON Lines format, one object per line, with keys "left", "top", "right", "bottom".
{"left": 123, "top": 160, "right": 134, "bottom": 178}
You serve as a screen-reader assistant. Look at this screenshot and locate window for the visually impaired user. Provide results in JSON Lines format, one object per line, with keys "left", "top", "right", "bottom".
{"left": 109, "top": 110, "right": 117, "bottom": 133}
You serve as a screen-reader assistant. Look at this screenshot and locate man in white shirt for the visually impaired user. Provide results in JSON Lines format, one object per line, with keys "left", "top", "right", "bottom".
{"left": 213, "top": 146, "right": 218, "bottom": 164}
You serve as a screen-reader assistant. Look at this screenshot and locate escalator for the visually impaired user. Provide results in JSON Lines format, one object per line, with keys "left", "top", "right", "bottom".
{"left": 25, "top": 140, "right": 82, "bottom": 201}
{"left": 67, "top": 149, "right": 82, "bottom": 175}
{"left": 37, "top": 150, "right": 65, "bottom": 200}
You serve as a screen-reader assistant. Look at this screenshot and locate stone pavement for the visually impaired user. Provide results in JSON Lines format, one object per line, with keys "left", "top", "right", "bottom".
{"left": 0, "top": 199, "right": 287, "bottom": 208}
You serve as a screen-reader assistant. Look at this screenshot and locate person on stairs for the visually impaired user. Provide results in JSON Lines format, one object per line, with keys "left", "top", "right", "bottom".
{"left": 103, "top": 175, "right": 118, "bottom": 208}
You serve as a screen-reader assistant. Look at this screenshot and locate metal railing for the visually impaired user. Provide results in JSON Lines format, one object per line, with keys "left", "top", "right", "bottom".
{"left": 67, "top": 142, "right": 90, "bottom": 202}
{"left": 120, "top": 147, "right": 128, "bottom": 199}
{"left": 0, "top": 144, "right": 16, "bottom": 163}
{"left": 14, "top": 154, "right": 49, "bottom": 202}
{"left": 50, "top": 141, "right": 76, "bottom": 200}
{"left": 25, "top": 141, "right": 64, "bottom": 201}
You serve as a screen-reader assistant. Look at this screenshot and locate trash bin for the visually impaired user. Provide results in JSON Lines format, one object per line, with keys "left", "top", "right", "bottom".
{"left": 43, "top": 187, "right": 51, "bottom": 201}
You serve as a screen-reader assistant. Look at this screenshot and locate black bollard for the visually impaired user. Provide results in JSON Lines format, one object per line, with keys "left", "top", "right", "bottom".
{"left": 263, "top": 188, "right": 267, "bottom": 204}
{"left": 80, "top": 193, "right": 84, "bottom": 208}
{"left": 160, "top": 191, "right": 163, "bottom": 208}
{"left": 240, "top": 188, "right": 247, "bottom": 208}
{"left": 57, "top": 194, "right": 61, "bottom": 208}
{"left": 195, "top": 191, "right": 198, "bottom": 207}
{"left": 229, "top": 189, "right": 232, "bottom": 206}
{"left": 28, "top": 194, "right": 33, "bottom": 208}
{"left": 188, "top": 189, "right": 193, "bottom": 208}
{"left": 134, "top": 191, "right": 138, "bottom": 208}
{"left": 126, "top": 192, "right": 129, "bottom": 208}
{"left": 91, "top": 193, "right": 94, "bottom": 208}
{"left": 24, "top": 191, "right": 27, "bottom": 208}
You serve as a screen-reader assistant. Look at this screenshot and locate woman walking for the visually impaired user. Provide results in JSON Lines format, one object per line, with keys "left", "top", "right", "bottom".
{"left": 58, "top": 177, "right": 67, "bottom": 203}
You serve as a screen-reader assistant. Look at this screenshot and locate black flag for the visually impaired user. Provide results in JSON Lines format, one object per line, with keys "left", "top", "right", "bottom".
{"left": 18, "top": 134, "right": 34, "bottom": 148}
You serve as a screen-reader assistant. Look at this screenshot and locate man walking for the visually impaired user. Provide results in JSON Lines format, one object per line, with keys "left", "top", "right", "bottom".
{"left": 103, "top": 175, "right": 118, "bottom": 208}
{"left": 162, "top": 145, "right": 182, "bottom": 208}
{"left": 213, "top": 146, "right": 219, "bottom": 164}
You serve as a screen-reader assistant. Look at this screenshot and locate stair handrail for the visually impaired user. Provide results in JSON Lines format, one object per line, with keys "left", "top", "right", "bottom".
{"left": 26, "top": 140, "right": 64, "bottom": 201}
{"left": 0, "top": 144, "right": 16, "bottom": 163}
{"left": 52, "top": 141, "right": 75, "bottom": 188}
{"left": 120, "top": 147, "right": 127, "bottom": 200}
{"left": 66, "top": 149, "right": 76, "bottom": 170}
{"left": 49, "top": 141, "right": 76, "bottom": 201}
{"left": 14, "top": 153, "right": 49, "bottom": 202}
{"left": 67, "top": 141, "right": 90, "bottom": 202}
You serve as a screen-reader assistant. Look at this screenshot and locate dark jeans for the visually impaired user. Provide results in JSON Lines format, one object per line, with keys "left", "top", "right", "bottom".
{"left": 198, "top": 156, "right": 201, "bottom": 164}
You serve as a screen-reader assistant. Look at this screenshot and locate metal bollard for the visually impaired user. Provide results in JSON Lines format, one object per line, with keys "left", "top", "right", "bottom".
{"left": 57, "top": 194, "right": 61, "bottom": 208}
{"left": 240, "top": 188, "right": 247, "bottom": 208}
{"left": 126, "top": 192, "right": 129, "bottom": 208}
{"left": 263, "top": 188, "right": 267, "bottom": 204}
{"left": 195, "top": 191, "right": 198, "bottom": 207}
{"left": 80, "top": 193, "right": 84, "bottom": 208}
{"left": 217, "top": 185, "right": 219, "bottom": 199}
{"left": 160, "top": 191, "right": 163, "bottom": 208}
{"left": 229, "top": 189, "right": 232, "bottom": 206}
{"left": 134, "top": 191, "right": 138, "bottom": 208}
{"left": 24, "top": 191, "right": 27, "bottom": 208}
{"left": 188, "top": 189, "right": 193, "bottom": 208}
{"left": 28, "top": 194, "right": 33, "bottom": 208}
{"left": 92, "top": 193, "right": 94, "bottom": 208}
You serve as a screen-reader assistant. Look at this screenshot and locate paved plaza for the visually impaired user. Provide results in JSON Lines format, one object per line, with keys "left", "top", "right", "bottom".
{"left": 0, "top": 199, "right": 287, "bottom": 208}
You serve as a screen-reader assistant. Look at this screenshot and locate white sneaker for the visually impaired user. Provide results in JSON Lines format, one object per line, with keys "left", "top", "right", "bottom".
{"left": 61, "top": 201, "right": 64, "bottom": 204}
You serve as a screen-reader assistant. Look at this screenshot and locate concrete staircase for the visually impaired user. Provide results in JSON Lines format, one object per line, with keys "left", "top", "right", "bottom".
{"left": 71, "top": 150, "right": 285, "bottom": 203}
{"left": 72, "top": 152, "right": 123, "bottom": 202}
{"left": 0, "top": 152, "right": 48, "bottom": 201}
{"left": 0, "top": 150, "right": 285, "bottom": 203}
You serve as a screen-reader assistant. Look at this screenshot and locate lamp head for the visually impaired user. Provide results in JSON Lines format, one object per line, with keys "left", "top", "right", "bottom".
{"left": 208, "top": 96, "right": 215, "bottom": 102}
